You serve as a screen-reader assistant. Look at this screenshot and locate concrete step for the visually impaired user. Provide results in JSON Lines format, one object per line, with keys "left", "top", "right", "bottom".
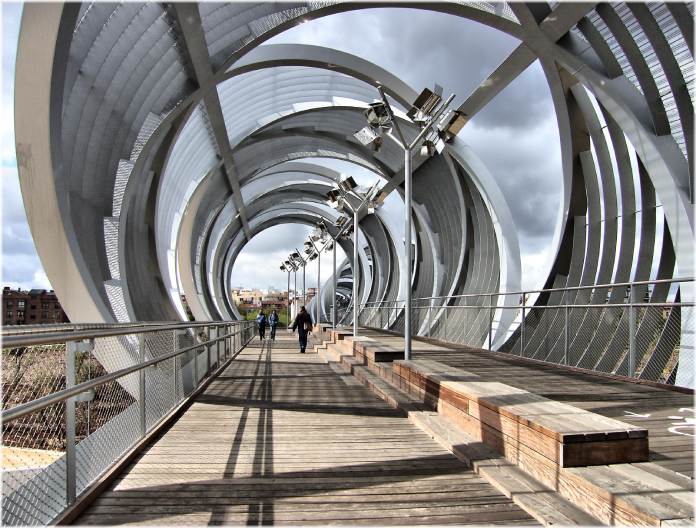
{"left": 339, "top": 358, "right": 602, "bottom": 526}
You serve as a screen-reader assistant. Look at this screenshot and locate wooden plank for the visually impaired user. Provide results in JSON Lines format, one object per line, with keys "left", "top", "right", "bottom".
{"left": 73, "top": 334, "right": 535, "bottom": 526}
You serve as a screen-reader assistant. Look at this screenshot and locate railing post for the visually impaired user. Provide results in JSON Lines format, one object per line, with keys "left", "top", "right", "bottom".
{"left": 65, "top": 341, "right": 77, "bottom": 506}
{"left": 629, "top": 287, "right": 637, "bottom": 377}
{"left": 215, "top": 326, "right": 220, "bottom": 368}
{"left": 564, "top": 305, "right": 569, "bottom": 366}
{"left": 174, "top": 330, "right": 184, "bottom": 401}
{"left": 206, "top": 326, "right": 211, "bottom": 376}
{"left": 489, "top": 295, "right": 494, "bottom": 350}
{"left": 520, "top": 299, "right": 526, "bottom": 357}
{"left": 444, "top": 305, "right": 448, "bottom": 342}
{"left": 138, "top": 334, "right": 146, "bottom": 437}
{"left": 65, "top": 338, "right": 92, "bottom": 505}
{"left": 428, "top": 300, "right": 432, "bottom": 338}
{"left": 194, "top": 336, "right": 200, "bottom": 384}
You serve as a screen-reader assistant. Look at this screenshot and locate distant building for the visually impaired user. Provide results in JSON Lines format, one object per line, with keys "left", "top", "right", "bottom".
{"left": 2, "top": 287, "right": 69, "bottom": 325}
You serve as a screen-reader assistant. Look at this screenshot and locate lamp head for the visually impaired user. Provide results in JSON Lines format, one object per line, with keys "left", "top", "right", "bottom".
{"left": 407, "top": 85, "right": 443, "bottom": 123}
{"left": 353, "top": 125, "right": 379, "bottom": 146}
{"left": 326, "top": 188, "right": 341, "bottom": 203}
{"left": 338, "top": 176, "right": 357, "bottom": 192}
{"left": 364, "top": 101, "right": 391, "bottom": 128}
{"left": 439, "top": 110, "right": 468, "bottom": 141}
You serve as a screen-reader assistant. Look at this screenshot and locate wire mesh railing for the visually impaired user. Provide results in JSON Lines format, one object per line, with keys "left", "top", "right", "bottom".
{"left": 1, "top": 320, "right": 256, "bottom": 526}
{"left": 359, "top": 278, "right": 694, "bottom": 388}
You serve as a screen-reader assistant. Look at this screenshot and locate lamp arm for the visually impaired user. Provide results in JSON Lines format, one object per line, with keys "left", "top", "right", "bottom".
{"left": 408, "top": 93, "right": 455, "bottom": 150}
{"left": 377, "top": 85, "right": 407, "bottom": 149}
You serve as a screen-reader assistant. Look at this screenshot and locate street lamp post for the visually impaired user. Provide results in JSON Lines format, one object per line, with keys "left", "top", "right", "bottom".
{"left": 280, "top": 262, "right": 293, "bottom": 327}
{"left": 317, "top": 219, "right": 346, "bottom": 329}
{"left": 359, "top": 86, "right": 458, "bottom": 360}
{"left": 332, "top": 239, "right": 337, "bottom": 328}
{"left": 352, "top": 207, "right": 359, "bottom": 336}
{"left": 286, "top": 268, "right": 290, "bottom": 325}
{"left": 292, "top": 249, "right": 308, "bottom": 313}
{"left": 293, "top": 266, "right": 297, "bottom": 316}
{"left": 327, "top": 178, "right": 381, "bottom": 338}
{"left": 306, "top": 231, "right": 328, "bottom": 325}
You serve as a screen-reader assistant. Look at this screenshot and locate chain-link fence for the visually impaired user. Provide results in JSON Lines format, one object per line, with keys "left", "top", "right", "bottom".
{"left": 1, "top": 320, "right": 255, "bottom": 526}
{"left": 359, "top": 278, "right": 693, "bottom": 388}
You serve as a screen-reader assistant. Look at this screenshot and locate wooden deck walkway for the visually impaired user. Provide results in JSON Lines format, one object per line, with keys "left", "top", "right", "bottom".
{"left": 359, "top": 330, "right": 695, "bottom": 479}
{"left": 75, "top": 333, "right": 536, "bottom": 525}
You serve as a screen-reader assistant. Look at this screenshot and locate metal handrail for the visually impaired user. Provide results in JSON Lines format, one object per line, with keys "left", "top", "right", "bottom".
{"left": 1, "top": 321, "right": 254, "bottom": 423}
{"left": 1, "top": 321, "right": 174, "bottom": 336}
{"left": 361, "top": 277, "right": 694, "bottom": 306}
{"left": 2, "top": 320, "right": 233, "bottom": 348}
{"left": 405, "top": 302, "right": 694, "bottom": 309}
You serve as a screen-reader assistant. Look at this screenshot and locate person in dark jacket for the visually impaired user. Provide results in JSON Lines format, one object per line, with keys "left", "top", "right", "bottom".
{"left": 268, "top": 310, "right": 279, "bottom": 341}
{"left": 256, "top": 311, "right": 267, "bottom": 340}
{"left": 291, "top": 306, "right": 313, "bottom": 353}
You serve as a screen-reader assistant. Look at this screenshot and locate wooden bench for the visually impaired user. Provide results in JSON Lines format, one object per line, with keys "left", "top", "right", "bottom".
{"left": 393, "top": 359, "right": 649, "bottom": 469}
{"left": 325, "top": 336, "right": 693, "bottom": 525}
{"left": 343, "top": 336, "right": 405, "bottom": 363}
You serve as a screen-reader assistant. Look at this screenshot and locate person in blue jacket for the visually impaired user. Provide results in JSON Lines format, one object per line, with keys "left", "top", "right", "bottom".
{"left": 268, "top": 309, "right": 279, "bottom": 341}
{"left": 256, "top": 310, "right": 267, "bottom": 340}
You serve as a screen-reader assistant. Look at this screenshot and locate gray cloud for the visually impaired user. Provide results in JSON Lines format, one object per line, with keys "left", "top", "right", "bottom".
{"left": 269, "top": 7, "right": 562, "bottom": 290}
{"left": 246, "top": 223, "right": 312, "bottom": 254}
{"left": 229, "top": 224, "right": 347, "bottom": 291}
{"left": 2, "top": 167, "right": 52, "bottom": 289}
{"left": 2, "top": 3, "right": 22, "bottom": 100}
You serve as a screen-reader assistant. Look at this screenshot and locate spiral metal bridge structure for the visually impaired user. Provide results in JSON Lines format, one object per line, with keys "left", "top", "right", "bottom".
{"left": 5, "top": 3, "right": 696, "bottom": 525}
{"left": 15, "top": 1, "right": 694, "bottom": 388}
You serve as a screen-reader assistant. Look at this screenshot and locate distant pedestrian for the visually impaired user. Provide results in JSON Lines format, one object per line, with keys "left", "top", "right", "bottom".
{"left": 268, "top": 309, "right": 279, "bottom": 341}
{"left": 291, "top": 306, "right": 313, "bottom": 354}
{"left": 256, "top": 311, "right": 267, "bottom": 340}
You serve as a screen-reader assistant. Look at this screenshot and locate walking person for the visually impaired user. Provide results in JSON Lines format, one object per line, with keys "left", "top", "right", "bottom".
{"left": 291, "top": 306, "right": 313, "bottom": 354}
{"left": 256, "top": 310, "right": 267, "bottom": 340}
{"left": 268, "top": 309, "right": 279, "bottom": 341}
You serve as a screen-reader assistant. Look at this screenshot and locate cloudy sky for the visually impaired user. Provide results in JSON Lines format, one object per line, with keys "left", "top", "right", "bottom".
{"left": 0, "top": 3, "right": 52, "bottom": 291}
{"left": 2, "top": 4, "right": 561, "bottom": 294}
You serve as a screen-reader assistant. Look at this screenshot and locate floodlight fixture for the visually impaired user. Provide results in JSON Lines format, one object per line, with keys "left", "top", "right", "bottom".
{"left": 439, "top": 110, "right": 468, "bottom": 141}
{"left": 419, "top": 141, "right": 433, "bottom": 157}
{"left": 364, "top": 101, "right": 392, "bottom": 129}
{"left": 407, "top": 85, "right": 443, "bottom": 123}
{"left": 280, "top": 264, "right": 286, "bottom": 271}
{"left": 326, "top": 189, "right": 341, "bottom": 203}
{"left": 290, "top": 251, "right": 300, "bottom": 259}
{"left": 335, "top": 216, "right": 348, "bottom": 228}
{"left": 304, "top": 241, "right": 313, "bottom": 247}
{"left": 338, "top": 176, "right": 358, "bottom": 192}
{"left": 353, "top": 125, "right": 380, "bottom": 146}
